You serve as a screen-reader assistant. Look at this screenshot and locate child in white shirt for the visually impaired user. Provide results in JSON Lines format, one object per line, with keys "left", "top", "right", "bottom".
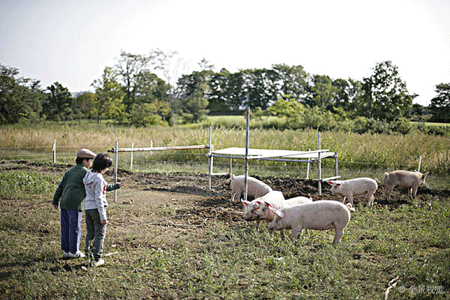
{"left": 83, "top": 153, "right": 123, "bottom": 266}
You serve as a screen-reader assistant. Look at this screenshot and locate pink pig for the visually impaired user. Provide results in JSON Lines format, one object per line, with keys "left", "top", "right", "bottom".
{"left": 268, "top": 200, "right": 354, "bottom": 244}
{"left": 230, "top": 175, "right": 272, "bottom": 202}
{"left": 241, "top": 191, "right": 284, "bottom": 231}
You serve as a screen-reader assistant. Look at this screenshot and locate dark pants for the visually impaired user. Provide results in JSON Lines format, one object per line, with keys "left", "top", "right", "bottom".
{"left": 84, "top": 209, "right": 107, "bottom": 260}
{"left": 60, "top": 209, "right": 82, "bottom": 254}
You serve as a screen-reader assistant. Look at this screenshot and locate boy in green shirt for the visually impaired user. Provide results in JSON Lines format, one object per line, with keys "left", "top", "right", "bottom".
{"left": 52, "top": 149, "right": 96, "bottom": 259}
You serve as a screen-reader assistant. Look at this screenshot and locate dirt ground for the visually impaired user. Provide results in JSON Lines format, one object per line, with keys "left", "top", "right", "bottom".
{"left": 3, "top": 160, "right": 450, "bottom": 233}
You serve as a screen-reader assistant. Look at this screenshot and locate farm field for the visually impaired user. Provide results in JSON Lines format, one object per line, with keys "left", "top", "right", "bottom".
{"left": 0, "top": 160, "right": 449, "bottom": 299}
{"left": 1, "top": 122, "right": 450, "bottom": 191}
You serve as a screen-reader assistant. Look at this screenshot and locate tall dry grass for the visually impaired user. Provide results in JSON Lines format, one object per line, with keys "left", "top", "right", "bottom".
{"left": 1, "top": 122, "right": 449, "bottom": 174}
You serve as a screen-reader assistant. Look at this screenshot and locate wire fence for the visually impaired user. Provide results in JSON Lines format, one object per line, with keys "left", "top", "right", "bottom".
{"left": 0, "top": 144, "right": 423, "bottom": 179}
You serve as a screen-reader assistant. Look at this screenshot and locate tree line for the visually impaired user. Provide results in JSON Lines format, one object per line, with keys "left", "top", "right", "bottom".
{"left": 1, "top": 49, "right": 449, "bottom": 131}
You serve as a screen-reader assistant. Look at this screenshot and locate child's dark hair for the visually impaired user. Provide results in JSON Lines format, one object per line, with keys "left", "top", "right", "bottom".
{"left": 75, "top": 157, "right": 89, "bottom": 164}
{"left": 92, "top": 153, "right": 113, "bottom": 172}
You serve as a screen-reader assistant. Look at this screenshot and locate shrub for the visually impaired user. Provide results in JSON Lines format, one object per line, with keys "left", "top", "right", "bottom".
{"left": 0, "top": 171, "right": 54, "bottom": 199}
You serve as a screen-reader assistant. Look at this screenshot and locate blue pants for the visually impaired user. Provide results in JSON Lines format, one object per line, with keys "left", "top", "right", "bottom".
{"left": 60, "top": 209, "right": 82, "bottom": 254}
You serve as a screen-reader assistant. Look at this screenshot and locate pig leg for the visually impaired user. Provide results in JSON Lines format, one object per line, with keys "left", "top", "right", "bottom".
{"left": 231, "top": 192, "right": 236, "bottom": 202}
{"left": 235, "top": 191, "right": 242, "bottom": 202}
{"left": 367, "top": 191, "right": 375, "bottom": 207}
{"left": 367, "top": 194, "right": 374, "bottom": 207}
{"left": 291, "top": 227, "right": 303, "bottom": 242}
{"left": 347, "top": 194, "right": 354, "bottom": 205}
{"left": 411, "top": 185, "right": 419, "bottom": 199}
{"left": 386, "top": 185, "right": 394, "bottom": 201}
{"left": 333, "top": 228, "right": 344, "bottom": 244}
{"left": 255, "top": 219, "right": 261, "bottom": 231}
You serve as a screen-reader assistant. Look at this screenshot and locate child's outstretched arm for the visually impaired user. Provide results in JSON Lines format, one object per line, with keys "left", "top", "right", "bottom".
{"left": 106, "top": 182, "right": 124, "bottom": 191}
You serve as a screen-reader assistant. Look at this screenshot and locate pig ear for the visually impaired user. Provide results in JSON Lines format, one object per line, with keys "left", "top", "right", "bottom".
{"left": 270, "top": 207, "right": 284, "bottom": 218}
{"left": 241, "top": 199, "right": 249, "bottom": 206}
{"left": 255, "top": 201, "right": 261, "bottom": 209}
{"left": 264, "top": 201, "right": 272, "bottom": 208}
{"left": 275, "top": 210, "right": 284, "bottom": 218}
{"left": 327, "top": 181, "right": 334, "bottom": 186}
{"left": 337, "top": 183, "right": 342, "bottom": 187}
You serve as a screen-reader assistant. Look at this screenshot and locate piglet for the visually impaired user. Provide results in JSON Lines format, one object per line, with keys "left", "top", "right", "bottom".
{"left": 384, "top": 170, "right": 428, "bottom": 201}
{"left": 268, "top": 200, "right": 354, "bottom": 244}
{"left": 256, "top": 196, "right": 312, "bottom": 221}
{"left": 241, "top": 191, "right": 284, "bottom": 230}
{"left": 328, "top": 177, "right": 378, "bottom": 207}
{"left": 230, "top": 175, "right": 272, "bottom": 202}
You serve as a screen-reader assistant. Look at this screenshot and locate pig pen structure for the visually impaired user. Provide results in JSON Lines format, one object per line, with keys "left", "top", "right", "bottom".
{"left": 207, "top": 146, "right": 339, "bottom": 196}
{"left": 206, "top": 108, "right": 340, "bottom": 197}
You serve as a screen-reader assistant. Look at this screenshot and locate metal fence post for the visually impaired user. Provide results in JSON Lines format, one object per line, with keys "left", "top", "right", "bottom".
{"left": 114, "top": 141, "right": 118, "bottom": 202}
{"left": 52, "top": 137, "right": 56, "bottom": 164}
{"left": 208, "top": 126, "right": 213, "bottom": 189}
{"left": 244, "top": 107, "right": 250, "bottom": 201}
{"left": 130, "top": 143, "right": 134, "bottom": 170}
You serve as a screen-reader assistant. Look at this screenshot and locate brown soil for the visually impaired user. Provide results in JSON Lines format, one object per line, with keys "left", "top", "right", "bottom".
{"left": 2, "top": 160, "right": 449, "bottom": 236}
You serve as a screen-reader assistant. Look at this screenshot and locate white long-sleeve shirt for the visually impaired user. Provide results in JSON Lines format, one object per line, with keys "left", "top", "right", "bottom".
{"left": 83, "top": 170, "right": 109, "bottom": 221}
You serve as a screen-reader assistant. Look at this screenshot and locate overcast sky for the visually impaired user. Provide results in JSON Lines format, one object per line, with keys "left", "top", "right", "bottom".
{"left": 1, "top": 0, "right": 449, "bottom": 106}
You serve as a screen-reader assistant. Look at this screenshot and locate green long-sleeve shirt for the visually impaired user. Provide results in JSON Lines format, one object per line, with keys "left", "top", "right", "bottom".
{"left": 52, "top": 164, "right": 121, "bottom": 211}
{"left": 52, "top": 164, "right": 89, "bottom": 211}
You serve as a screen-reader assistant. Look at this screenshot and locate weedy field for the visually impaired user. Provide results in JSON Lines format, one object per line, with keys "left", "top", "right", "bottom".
{"left": 1, "top": 122, "right": 449, "bottom": 174}
{"left": 0, "top": 160, "right": 449, "bottom": 299}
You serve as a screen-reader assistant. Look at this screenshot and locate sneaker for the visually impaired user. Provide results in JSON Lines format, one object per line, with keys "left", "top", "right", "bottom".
{"left": 63, "top": 251, "right": 70, "bottom": 258}
{"left": 94, "top": 259, "right": 105, "bottom": 267}
{"left": 65, "top": 251, "right": 86, "bottom": 259}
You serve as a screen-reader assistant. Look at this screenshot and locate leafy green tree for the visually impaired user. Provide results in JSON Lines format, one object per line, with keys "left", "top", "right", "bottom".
{"left": 305, "top": 75, "right": 339, "bottom": 110}
{"left": 43, "top": 82, "right": 73, "bottom": 121}
{"left": 409, "top": 103, "right": 430, "bottom": 122}
{"left": 183, "top": 82, "right": 210, "bottom": 123}
{"left": 129, "top": 70, "right": 171, "bottom": 126}
{"left": 362, "top": 61, "right": 416, "bottom": 121}
{"left": 301, "top": 106, "right": 338, "bottom": 131}
{"left": 225, "top": 70, "right": 247, "bottom": 112}
{"left": 242, "top": 68, "right": 278, "bottom": 110}
{"left": 208, "top": 69, "right": 233, "bottom": 114}
{"left": 331, "top": 78, "right": 363, "bottom": 118}
{"left": 115, "top": 51, "right": 152, "bottom": 112}
{"left": 206, "top": 65, "right": 309, "bottom": 115}
{"left": 268, "top": 95, "right": 305, "bottom": 118}
{"left": 272, "top": 64, "right": 309, "bottom": 101}
{"left": 0, "top": 64, "right": 43, "bottom": 124}
{"left": 91, "top": 67, "right": 126, "bottom": 123}
{"left": 128, "top": 101, "right": 169, "bottom": 127}
{"left": 176, "top": 71, "right": 210, "bottom": 123}
{"left": 135, "top": 71, "right": 170, "bottom": 105}
{"left": 115, "top": 49, "right": 180, "bottom": 124}
{"left": 429, "top": 83, "right": 450, "bottom": 122}
{"left": 73, "top": 92, "right": 96, "bottom": 119}
{"left": 152, "top": 49, "right": 187, "bottom": 125}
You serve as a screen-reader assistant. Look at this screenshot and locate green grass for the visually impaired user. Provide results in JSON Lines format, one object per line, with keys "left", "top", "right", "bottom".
{"left": 0, "top": 168, "right": 449, "bottom": 299}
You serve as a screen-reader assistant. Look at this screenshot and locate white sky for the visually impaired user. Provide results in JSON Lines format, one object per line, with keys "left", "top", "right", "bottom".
{"left": 1, "top": 0, "right": 449, "bottom": 106}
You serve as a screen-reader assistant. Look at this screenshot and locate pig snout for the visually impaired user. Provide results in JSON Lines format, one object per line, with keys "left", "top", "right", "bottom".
{"left": 243, "top": 211, "right": 258, "bottom": 221}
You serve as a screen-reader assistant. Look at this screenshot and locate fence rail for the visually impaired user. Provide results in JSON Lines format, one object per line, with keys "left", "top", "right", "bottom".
{"left": 0, "top": 147, "right": 423, "bottom": 172}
